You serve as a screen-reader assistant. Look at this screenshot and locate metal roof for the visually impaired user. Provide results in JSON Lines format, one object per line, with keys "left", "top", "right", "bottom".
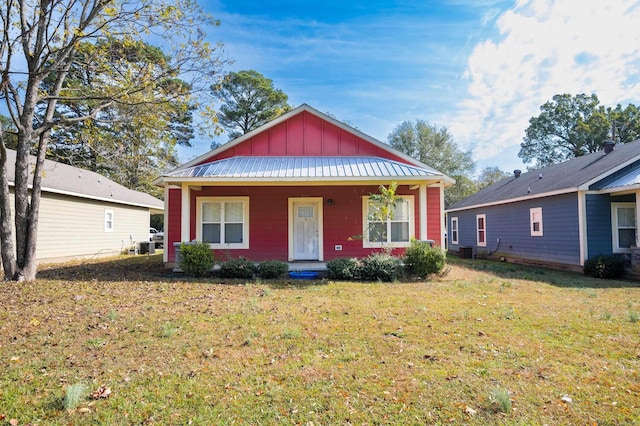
{"left": 596, "top": 164, "right": 640, "bottom": 189}
{"left": 164, "top": 156, "right": 442, "bottom": 180}
{"left": 5, "top": 149, "right": 163, "bottom": 210}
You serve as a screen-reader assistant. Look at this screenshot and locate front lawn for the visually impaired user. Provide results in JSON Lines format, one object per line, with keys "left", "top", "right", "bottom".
{"left": 1, "top": 254, "right": 638, "bottom": 424}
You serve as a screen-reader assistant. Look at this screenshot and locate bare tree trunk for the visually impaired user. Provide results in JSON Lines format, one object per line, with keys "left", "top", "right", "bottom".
{"left": 0, "top": 130, "right": 17, "bottom": 279}
{"left": 16, "top": 131, "right": 51, "bottom": 281}
{"left": 13, "top": 78, "right": 40, "bottom": 275}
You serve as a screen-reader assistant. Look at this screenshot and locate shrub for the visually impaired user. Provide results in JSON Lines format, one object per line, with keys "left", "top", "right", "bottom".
{"left": 327, "top": 257, "right": 362, "bottom": 281}
{"left": 583, "top": 255, "right": 625, "bottom": 279}
{"left": 360, "top": 253, "right": 403, "bottom": 282}
{"left": 220, "top": 257, "right": 257, "bottom": 279}
{"left": 404, "top": 239, "right": 446, "bottom": 278}
{"left": 258, "top": 260, "right": 289, "bottom": 279}
{"left": 178, "top": 241, "right": 214, "bottom": 277}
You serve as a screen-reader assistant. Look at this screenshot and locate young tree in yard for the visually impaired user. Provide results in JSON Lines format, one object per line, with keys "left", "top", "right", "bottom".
{"left": 0, "top": 0, "right": 225, "bottom": 281}
{"left": 388, "top": 120, "right": 476, "bottom": 208}
{"left": 213, "top": 70, "right": 291, "bottom": 140}
{"left": 519, "top": 93, "right": 625, "bottom": 168}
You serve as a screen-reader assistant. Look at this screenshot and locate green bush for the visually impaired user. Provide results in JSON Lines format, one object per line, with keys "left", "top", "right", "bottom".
{"left": 327, "top": 257, "right": 362, "bottom": 281}
{"left": 178, "top": 241, "right": 214, "bottom": 277}
{"left": 583, "top": 255, "right": 625, "bottom": 279}
{"left": 360, "top": 253, "right": 403, "bottom": 282}
{"left": 404, "top": 239, "right": 446, "bottom": 278}
{"left": 258, "top": 260, "right": 289, "bottom": 279}
{"left": 220, "top": 257, "right": 257, "bottom": 279}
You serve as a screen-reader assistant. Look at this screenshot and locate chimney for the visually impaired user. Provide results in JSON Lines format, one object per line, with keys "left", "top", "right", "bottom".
{"left": 604, "top": 140, "right": 615, "bottom": 154}
{"left": 514, "top": 169, "right": 521, "bottom": 178}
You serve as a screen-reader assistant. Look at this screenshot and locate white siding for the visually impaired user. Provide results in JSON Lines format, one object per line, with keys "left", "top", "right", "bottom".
{"left": 8, "top": 189, "right": 150, "bottom": 263}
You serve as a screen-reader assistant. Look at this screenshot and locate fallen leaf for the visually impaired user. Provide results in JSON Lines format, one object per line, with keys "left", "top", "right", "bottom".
{"left": 78, "top": 407, "right": 91, "bottom": 413}
{"left": 465, "top": 405, "right": 477, "bottom": 416}
{"left": 91, "top": 386, "right": 111, "bottom": 399}
{"left": 10, "top": 419, "right": 18, "bottom": 426}
{"left": 29, "top": 318, "right": 40, "bottom": 326}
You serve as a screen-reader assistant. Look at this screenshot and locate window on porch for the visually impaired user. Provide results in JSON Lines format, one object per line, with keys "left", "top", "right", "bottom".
{"left": 363, "top": 196, "right": 414, "bottom": 248}
{"left": 611, "top": 202, "right": 636, "bottom": 253}
{"left": 197, "top": 197, "right": 249, "bottom": 249}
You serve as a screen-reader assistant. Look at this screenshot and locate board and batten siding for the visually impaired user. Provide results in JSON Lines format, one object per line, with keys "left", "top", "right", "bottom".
{"left": 449, "top": 192, "right": 581, "bottom": 266}
{"left": 35, "top": 192, "right": 150, "bottom": 262}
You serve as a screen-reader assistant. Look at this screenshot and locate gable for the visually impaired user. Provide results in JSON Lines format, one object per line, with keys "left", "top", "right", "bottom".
{"left": 200, "top": 110, "right": 406, "bottom": 164}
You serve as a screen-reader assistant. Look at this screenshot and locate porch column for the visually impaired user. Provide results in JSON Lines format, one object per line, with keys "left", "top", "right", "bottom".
{"left": 439, "top": 183, "right": 445, "bottom": 249}
{"left": 163, "top": 185, "right": 169, "bottom": 263}
{"left": 419, "top": 184, "right": 427, "bottom": 240}
{"left": 181, "top": 183, "right": 191, "bottom": 242}
{"left": 636, "top": 190, "right": 640, "bottom": 247}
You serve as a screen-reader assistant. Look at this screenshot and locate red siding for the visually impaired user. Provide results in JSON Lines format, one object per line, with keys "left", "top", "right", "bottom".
{"left": 167, "top": 188, "right": 182, "bottom": 262}
{"left": 194, "top": 110, "right": 415, "bottom": 166}
{"left": 427, "top": 187, "right": 442, "bottom": 246}
{"left": 165, "top": 184, "right": 437, "bottom": 263}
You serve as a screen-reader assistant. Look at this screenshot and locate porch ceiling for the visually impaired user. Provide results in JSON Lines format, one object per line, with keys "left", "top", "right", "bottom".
{"left": 163, "top": 156, "right": 444, "bottom": 182}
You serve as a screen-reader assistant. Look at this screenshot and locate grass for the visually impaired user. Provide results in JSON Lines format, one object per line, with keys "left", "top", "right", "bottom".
{"left": 1, "top": 254, "right": 639, "bottom": 424}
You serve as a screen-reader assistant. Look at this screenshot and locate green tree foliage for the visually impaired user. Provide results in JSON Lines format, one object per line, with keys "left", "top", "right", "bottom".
{"left": 0, "top": 116, "right": 17, "bottom": 150}
{"left": 0, "top": 0, "right": 225, "bottom": 281}
{"left": 42, "top": 38, "right": 197, "bottom": 198}
{"left": 388, "top": 120, "right": 476, "bottom": 207}
{"left": 519, "top": 94, "right": 640, "bottom": 168}
{"left": 213, "top": 70, "right": 291, "bottom": 140}
{"left": 607, "top": 103, "right": 640, "bottom": 144}
{"left": 476, "top": 166, "right": 510, "bottom": 190}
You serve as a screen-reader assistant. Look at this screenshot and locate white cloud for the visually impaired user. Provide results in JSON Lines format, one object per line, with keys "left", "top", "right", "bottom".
{"left": 451, "top": 0, "right": 640, "bottom": 170}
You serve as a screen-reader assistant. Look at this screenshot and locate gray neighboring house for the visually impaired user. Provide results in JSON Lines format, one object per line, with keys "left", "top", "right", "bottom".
{"left": 4, "top": 149, "right": 163, "bottom": 263}
{"left": 446, "top": 140, "right": 640, "bottom": 272}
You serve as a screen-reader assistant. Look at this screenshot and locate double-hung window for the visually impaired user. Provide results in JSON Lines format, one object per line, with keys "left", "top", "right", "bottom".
{"left": 611, "top": 202, "right": 636, "bottom": 253}
{"left": 363, "top": 196, "right": 414, "bottom": 247}
{"left": 476, "top": 214, "right": 486, "bottom": 247}
{"left": 530, "top": 207, "right": 543, "bottom": 236}
{"left": 197, "top": 197, "right": 249, "bottom": 249}
{"left": 104, "top": 209, "right": 114, "bottom": 232}
{"left": 450, "top": 217, "right": 459, "bottom": 245}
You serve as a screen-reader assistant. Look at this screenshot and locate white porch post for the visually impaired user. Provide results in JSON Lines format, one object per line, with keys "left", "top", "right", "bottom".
{"left": 419, "top": 184, "right": 427, "bottom": 240}
{"left": 439, "top": 183, "right": 445, "bottom": 249}
{"left": 578, "top": 191, "right": 587, "bottom": 266}
{"left": 163, "top": 185, "right": 169, "bottom": 263}
{"left": 635, "top": 190, "right": 640, "bottom": 247}
{"left": 181, "top": 183, "right": 191, "bottom": 242}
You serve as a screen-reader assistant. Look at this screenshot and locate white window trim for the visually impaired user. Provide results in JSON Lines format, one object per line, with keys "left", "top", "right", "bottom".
{"left": 196, "top": 196, "right": 250, "bottom": 249}
{"left": 450, "top": 217, "right": 459, "bottom": 245}
{"left": 362, "top": 195, "right": 414, "bottom": 248}
{"left": 611, "top": 202, "right": 636, "bottom": 253}
{"left": 476, "top": 214, "right": 486, "bottom": 247}
{"left": 104, "top": 209, "right": 114, "bottom": 232}
{"left": 530, "top": 207, "right": 543, "bottom": 237}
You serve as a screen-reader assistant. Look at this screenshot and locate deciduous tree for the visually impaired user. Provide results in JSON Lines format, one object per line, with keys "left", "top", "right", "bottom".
{"left": 43, "top": 39, "right": 197, "bottom": 197}
{"left": 387, "top": 120, "right": 476, "bottom": 207}
{"left": 476, "top": 166, "right": 510, "bottom": 190}
{"left": 0, "top": 0, "right": 225, "bottom": 281}
{"left": 518, "top": 93, "right": 636, "bottom": 168}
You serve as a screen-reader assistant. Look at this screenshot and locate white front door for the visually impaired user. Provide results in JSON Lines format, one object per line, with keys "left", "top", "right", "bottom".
{"left": 289, "top": 198, "right": 323, "bottom": 261}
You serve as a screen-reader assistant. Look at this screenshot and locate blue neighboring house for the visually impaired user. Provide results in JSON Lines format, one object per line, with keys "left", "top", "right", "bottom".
{"left": 446, "top": 140, "right": 640, "bottom": 271}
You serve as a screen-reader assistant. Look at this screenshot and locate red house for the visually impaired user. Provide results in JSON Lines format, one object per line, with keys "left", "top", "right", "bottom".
{"left": 156, "top": 105, "right": 454, "bottom": 267}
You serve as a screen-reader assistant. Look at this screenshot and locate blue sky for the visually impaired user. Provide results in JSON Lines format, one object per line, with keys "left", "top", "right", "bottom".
{"left": 182, "top": 0, "right": 640, "bottom": 175}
